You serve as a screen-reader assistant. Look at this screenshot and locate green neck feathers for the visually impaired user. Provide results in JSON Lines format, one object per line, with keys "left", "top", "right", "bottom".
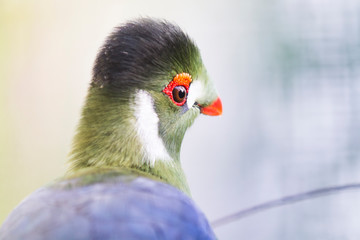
{"left": 68, "top": 86, "right": 199, "bottom": 195}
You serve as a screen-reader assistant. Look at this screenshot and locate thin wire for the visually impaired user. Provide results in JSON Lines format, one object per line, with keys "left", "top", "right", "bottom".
{"left": 211, "top": 183, "right": 360, "bottom": 228}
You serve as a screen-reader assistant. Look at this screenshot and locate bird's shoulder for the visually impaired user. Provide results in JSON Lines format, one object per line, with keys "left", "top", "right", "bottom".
{"left": 0, "top": 168, "right": 215, "bottom": 240}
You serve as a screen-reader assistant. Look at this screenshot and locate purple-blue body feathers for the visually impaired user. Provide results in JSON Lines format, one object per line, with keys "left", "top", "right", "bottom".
{"left": 0, "top": 173, "right": 215, "bottom": 240}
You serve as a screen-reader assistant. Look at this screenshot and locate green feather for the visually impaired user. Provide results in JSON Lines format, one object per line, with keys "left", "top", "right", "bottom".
{"left": 66, "top": 19, "right": 216, "bottom": 197}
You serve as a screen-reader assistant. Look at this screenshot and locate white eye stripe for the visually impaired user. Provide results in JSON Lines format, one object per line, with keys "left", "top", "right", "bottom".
{"left": 186, "top": 81, "right": 204, "bottom": 109}
{"left": 132, "top": 90, "right": 172, "bottom": 165}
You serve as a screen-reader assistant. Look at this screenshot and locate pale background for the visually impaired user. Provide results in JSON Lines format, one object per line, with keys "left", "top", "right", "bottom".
{"left": 1, "top": 0, "right": 360, "bottom": 239}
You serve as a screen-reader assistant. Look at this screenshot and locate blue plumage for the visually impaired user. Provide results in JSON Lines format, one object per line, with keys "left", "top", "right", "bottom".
{"left": 0, "top": 172, "right": 215, "bottom": 240}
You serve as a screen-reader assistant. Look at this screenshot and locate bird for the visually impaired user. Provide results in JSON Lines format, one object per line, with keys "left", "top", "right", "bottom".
{"left": 0, "top": 18, "right": 222, "bottom": 240}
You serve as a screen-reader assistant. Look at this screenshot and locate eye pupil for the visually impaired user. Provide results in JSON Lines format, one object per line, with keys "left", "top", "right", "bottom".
{"left": 178, "top": 89, "right": 185, "bottom": 99}
{"left": 172, "top": 86, "right": 187, "bottom": 104}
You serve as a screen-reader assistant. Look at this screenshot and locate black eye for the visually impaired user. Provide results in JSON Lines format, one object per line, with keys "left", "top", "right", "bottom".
{"left": 172, "top": 86, "right": 187, "bottom": 104}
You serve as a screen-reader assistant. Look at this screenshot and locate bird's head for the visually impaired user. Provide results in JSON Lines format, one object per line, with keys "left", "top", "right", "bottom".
{"left": 69, "top": 19, "right": 221, "bottom": 191}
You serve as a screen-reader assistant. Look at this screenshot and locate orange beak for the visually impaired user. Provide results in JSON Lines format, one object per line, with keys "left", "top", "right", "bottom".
{"left": 199, "top": 97, "right": 222, "bottom": 116}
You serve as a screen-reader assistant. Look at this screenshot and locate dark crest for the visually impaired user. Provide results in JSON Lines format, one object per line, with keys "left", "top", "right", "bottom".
{"left": 92, "top": 18, "right": 201, "bottom": 93}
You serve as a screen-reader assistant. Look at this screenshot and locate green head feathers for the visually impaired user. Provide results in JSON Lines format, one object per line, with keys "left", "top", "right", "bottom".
{"left": 68, "top": 18, "right": 221, "bottom": 194}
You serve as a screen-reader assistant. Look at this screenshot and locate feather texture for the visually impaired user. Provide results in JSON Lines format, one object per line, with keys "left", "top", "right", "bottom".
{"left": 0, "top": 170, "right": 216, "bottom": 240}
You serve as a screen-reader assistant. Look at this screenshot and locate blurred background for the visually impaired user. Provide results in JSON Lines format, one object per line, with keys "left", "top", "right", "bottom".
{"left": 1, "top": 0, "right": 360, "bottom": 239}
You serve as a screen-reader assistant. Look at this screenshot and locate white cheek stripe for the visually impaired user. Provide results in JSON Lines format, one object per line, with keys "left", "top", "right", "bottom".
{"left": 132, "top": 90, "right": 172, "bottom": 165}
{"left": 186, "top": 81, "right": 204, "bottom": 109}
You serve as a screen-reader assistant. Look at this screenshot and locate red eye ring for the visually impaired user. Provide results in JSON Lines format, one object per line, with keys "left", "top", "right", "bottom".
{"left": 163, "top": 73, "right": 192, "bottom": 106}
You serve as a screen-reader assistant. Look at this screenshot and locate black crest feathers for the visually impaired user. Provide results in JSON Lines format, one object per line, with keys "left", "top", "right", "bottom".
{"left": 92, "top": 18, "right": 201, "bottom": 93}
